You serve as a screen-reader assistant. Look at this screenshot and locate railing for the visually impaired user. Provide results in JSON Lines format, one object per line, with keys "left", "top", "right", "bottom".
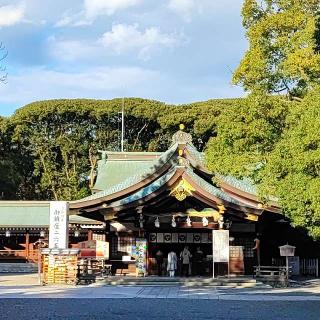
{"left": 254, "top": 265, "right": 289, "bottom": 277}
{"left": 0, "top": 249, "right": 39, "bottom": 263}
{"left": 254, "top": 265, "right": 290, "bottom": 287}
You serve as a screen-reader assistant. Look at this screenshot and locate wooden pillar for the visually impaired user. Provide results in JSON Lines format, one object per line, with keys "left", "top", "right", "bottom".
{"left": 25, "top": 231, "right": 30, "bottom": 262}
{"left": 88, "top": 229, "right": 93, "bottom": 241}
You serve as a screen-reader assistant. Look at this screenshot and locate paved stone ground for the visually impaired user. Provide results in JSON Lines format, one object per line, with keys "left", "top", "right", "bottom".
{"left": 0, "top": 273, "right": 320, "bottom": 301}
{"left": 0, "top": 274, "right": 319, "bottom": 319}
{"left": 0, "top": 299, "right": 319, "bottom": 320}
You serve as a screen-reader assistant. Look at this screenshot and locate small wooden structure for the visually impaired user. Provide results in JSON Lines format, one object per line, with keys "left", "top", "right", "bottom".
{"left": 41, "top": 248, "right": 79, "bottom": 285}
{"left": 77, "top": 240, "right": 110, "bottom": 284}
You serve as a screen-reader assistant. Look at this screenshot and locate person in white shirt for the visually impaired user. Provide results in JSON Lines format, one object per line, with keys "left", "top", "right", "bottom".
{"left": 167, "top": 251, "right": 177, "bottom": 277}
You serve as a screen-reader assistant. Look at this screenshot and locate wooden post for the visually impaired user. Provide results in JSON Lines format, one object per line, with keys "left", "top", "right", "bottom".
{"left": 25, "top": 232, "right": 30, "bottom": 262}
{"left": 88, "top": 229, "right": 93, "bottom": 241}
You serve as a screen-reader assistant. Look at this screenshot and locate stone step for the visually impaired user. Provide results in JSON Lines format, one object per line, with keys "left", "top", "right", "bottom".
{"left": 0, "top": 263, "right": 38, "bottom": 273}
{"left": 100, "top": 276, "right": 269, "bottom": 288}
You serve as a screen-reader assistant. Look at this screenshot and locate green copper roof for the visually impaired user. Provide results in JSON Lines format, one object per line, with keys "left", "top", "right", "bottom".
{"left": 111, "top": 168, "right": 177, "bottom": 207}
{"left": 78, "top": 129, "right": 268, "bottom": 210}
{"left": 93, "top": 160, "right": 154, "bottom": 191}
{"left": 0, "top": 202, "right": 101, "bottom": 226}
{"left": 186, "top": 169, "right": 256, "bottom": 208}
{"left": 186, "top": 144, "right": 206, "bottom": 166}
{"left": 218, "top": 175, "right": 258, "bottom": 195}
{"left": 0, "top": 203, "right": 49, "bottom": 227}
{"left": 77, "top": 143, "right": 179, "bottom": 203}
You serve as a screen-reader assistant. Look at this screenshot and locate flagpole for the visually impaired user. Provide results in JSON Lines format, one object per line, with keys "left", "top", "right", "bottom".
{"left": 121, "top": 97, "right": 125, "bottom": 152}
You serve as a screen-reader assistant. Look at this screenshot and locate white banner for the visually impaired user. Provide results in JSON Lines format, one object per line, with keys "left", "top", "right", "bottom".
{"left": 212, "top": 230, "right": 229, "bottom": 263}
{"left": 49, "top": 201, "right": 69, "bottom": 249}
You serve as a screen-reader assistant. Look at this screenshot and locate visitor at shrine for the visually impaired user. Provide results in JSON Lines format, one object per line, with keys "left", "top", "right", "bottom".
{"left": 193, "top": 247, "right": 204, "bottom": 276}
{"left": 253, "top": 234, "right": 261, "bottom": 266}
{"left": 155, "top": 249, "right": 164, "bottom": 276}
{"left": 180, "top": 246, "right": 192, "bottom": 277}
{"left": 167, "top": 250, "right": 177, "bottom": 277}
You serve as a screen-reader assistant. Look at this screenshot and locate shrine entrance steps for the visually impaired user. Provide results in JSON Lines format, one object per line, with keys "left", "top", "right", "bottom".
{"left": 0, "top": 263, "right": 38, "bottom": 273}
{"left": 100, "top": 276, "right": 270, "bottom": 288}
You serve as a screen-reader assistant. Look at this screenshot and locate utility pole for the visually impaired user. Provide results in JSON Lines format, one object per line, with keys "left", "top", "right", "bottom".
{"left": 121, "top": 97, "right": 125, "bottom": 152}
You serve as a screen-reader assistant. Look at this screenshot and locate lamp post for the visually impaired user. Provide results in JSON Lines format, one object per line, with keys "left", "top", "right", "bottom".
{"left": 279, "top": 244, "right": 296, "bottom": 281}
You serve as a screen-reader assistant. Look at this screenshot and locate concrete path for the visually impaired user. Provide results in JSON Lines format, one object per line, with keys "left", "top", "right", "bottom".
{"left": 0, "top": 273, "right": 319, "bottom": 301}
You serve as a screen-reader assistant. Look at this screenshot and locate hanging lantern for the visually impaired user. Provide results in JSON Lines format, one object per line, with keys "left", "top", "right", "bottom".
{"left": 171, "top": 216, "right": 177, "bottom": 228}
{"left": 5, "top": 230, "right": 11, "bottom": 237}
{"left": 186, "top": 216, "right": 192, "bottom": 227}
{"left": 139, "top": 214, "right": 144, "bottom": 229}
{"left": 74, "top": 229, "right": 80, "bottom": 237}
{"left": 154, "top": 217, "right": 160, "bottom": 228}
{"left": 202, "top": 217, "right": 209, "bottom": 227}
{"left": 218, "top": 216, "right": 224, "bottom": 229}
{"left": 40, "top": 230, "right": 45, "bottom": 238}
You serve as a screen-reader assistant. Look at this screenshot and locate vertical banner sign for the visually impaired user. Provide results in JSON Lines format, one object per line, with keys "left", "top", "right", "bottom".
{"left": 212, "top": 230, "right": 229, "bottom": 277}
{"left": 49, "top": 201, "right": 69, "bottom": 249}
{"left": 135, "top": 238, "right": 147, "bottom": 276}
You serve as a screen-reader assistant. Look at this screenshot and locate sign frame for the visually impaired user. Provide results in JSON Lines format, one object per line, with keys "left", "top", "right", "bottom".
{"left": 212, "top": 230, "right": 229, "bottom": 278}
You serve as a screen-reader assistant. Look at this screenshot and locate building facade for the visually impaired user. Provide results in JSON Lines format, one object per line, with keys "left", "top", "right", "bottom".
{"left": 0, "top": 127, "right": 319, "bottom": 276}
{"left": 69, "top": 128, "right": 291, "bottom": 276}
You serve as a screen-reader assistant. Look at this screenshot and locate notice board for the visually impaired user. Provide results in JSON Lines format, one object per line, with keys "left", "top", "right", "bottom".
{"left": 212, "top": 230, "right": 229, "bottom": 263}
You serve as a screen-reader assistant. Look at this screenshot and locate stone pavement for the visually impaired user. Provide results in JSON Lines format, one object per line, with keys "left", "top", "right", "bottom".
{"left": 0, "top": 273, "right": 319, "bottom": 301}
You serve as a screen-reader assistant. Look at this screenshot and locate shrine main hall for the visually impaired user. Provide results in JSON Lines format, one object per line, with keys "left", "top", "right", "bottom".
{"left": 0, "top": 127, "right": 319, "bottom": 276}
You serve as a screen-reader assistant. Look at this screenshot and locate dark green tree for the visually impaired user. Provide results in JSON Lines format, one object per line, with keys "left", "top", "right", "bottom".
{"left": 233, "top": 0, "right": 320, "bottom": 98}
{"left": 259, "top": 89, "right": 320, "bottom": 238}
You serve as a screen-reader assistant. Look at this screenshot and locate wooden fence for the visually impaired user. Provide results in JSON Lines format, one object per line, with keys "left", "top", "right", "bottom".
{"left": 300, "top": 258, "right": 319, "bottom": 277}
{"left": 272, "top": 257, "right": 319, "bottom": 277}
{"left": 0, "top": 249, "right": 39, "bottom": 263}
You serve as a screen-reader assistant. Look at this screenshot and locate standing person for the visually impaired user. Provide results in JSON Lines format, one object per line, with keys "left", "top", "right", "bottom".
{"left": 155, "top": 249, "right": 164, "bottom": 276}
{"left": 253, "top": 234, "right": 261, "bottom": 267}
{"left": 167, "top": 250, "right": 177, "bottom": 277}
{"left": 180, "top": 246, "right": 192, "bottom": 277}
{"left": 193, "top": 247, "right": 204, "bottom": 276}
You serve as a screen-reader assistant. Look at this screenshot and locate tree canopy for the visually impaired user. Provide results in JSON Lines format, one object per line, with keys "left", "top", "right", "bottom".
{"left": 233, "top": 0, "right": 320, "bottom": 98}
{"left": 259, "top": 89, "right": 320, "bottom": 238}
{"left": 0, "top": 97, "right": 238, "bottom": 201}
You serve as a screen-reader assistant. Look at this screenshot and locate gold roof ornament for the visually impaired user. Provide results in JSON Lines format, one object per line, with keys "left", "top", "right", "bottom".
{"left": 245, "top": 213, "right": 259, "bottom": 222}
{"left": 217, "top": 204, "right": 226, "bottom": 214}
{"left": 171, "top": 124, "right": 193, "bottom": 145}
{"left": 170, "top": 179, "right": 195, "bottom": 201}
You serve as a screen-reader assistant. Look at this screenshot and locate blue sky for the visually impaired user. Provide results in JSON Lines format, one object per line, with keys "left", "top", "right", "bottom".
{"left": 0, "top": 0, "right": 247, "bottom": 116}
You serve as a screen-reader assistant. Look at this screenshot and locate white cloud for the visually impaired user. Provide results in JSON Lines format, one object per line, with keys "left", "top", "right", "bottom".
{"left": 167, "top": 0, "right": 238, "bottom": 21}
{"left": 0, "top": 2, "right": 25, "bottom": 27}
{"left": 167, "top": 0, "right": 197, "bottom": 22}
{"left": 47, "top": 36, "right": 99, "bottom": 61}
{"left": 84, "top": 0, "right": 142, "bottom": 18}
{"left": 99, "top": 23, "right": 183, "bottom": 60}
{"left": 56, "top": 0, "right": 142, "bottom": 27}
{"left": 0, "top": 66, "right": 160, "bottom": 105}
{"left": 48, "top": 25, "right": 184, "bottom": 62}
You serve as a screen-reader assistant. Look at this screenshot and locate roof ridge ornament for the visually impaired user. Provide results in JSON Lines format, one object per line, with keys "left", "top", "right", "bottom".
{"left": 171, "top": 124, "right": 193, "bottom": 146}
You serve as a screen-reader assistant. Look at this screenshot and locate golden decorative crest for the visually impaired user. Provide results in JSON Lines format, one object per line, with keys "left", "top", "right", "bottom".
{"left": 245, "top": 213, "right": 259, "bottom": 221}
{"left": 170, "top": 179, "right": 195, "bottom": 201}
{"left": 186, "top": 208, "right": 221, "bottom": 221}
